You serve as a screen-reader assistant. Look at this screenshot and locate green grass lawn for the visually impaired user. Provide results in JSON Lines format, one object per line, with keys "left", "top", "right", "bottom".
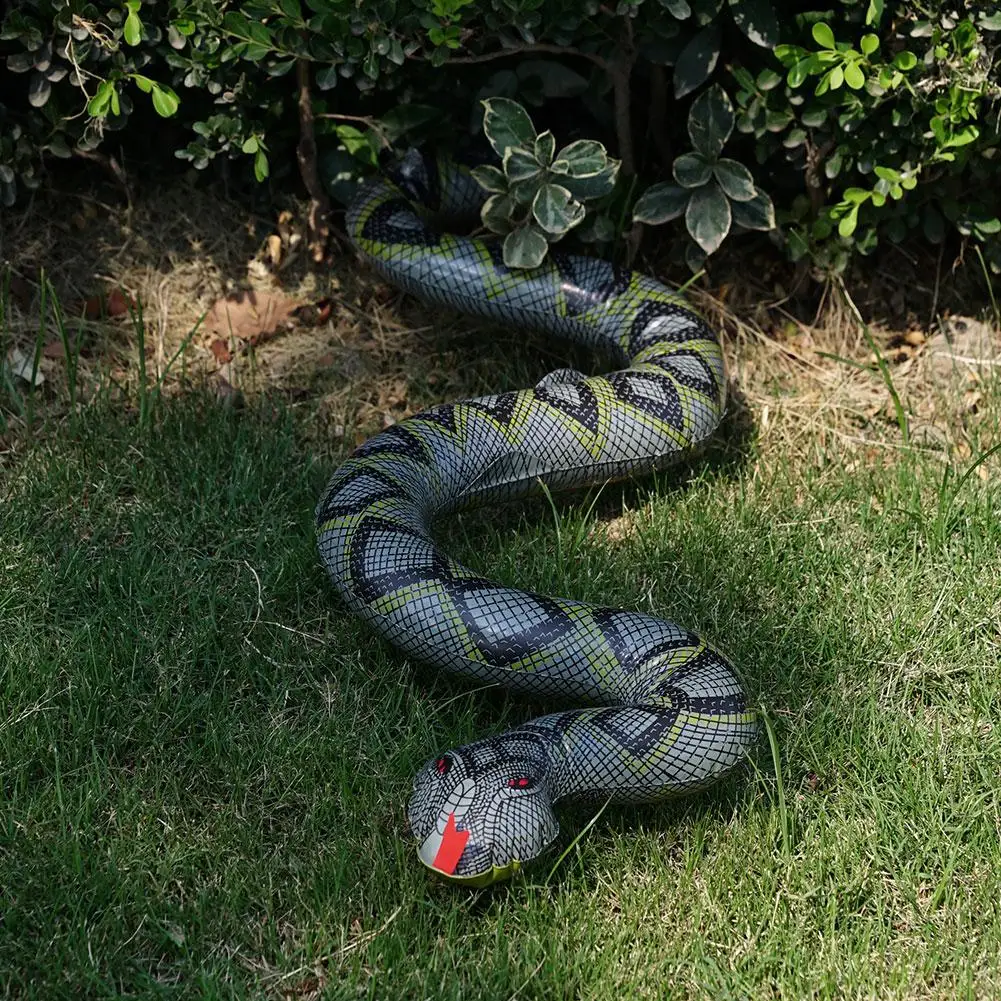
{"left": 2, "top": 320, "right": 1000, "bottom": 999}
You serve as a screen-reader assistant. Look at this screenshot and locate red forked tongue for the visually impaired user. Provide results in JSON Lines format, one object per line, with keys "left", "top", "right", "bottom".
{"left": 431, "top": 812, "right": 470, "bottom": 875}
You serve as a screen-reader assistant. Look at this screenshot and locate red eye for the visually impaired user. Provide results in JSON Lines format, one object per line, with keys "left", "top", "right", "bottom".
{"left": 508, "top": 777, "right": 533, "bottom": 789}
{"left": 435, "top": 757, "right": 451, "bottom": 776}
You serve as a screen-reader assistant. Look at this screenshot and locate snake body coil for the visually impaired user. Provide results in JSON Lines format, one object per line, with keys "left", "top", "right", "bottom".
{"left": 316, "top": 152, "right": 758, "bottom": 886}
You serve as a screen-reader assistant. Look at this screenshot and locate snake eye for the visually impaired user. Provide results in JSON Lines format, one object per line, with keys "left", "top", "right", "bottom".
{"left": 507, "top": 776, "right": 534, "bottom": 789}
{"left": 435, "top": 756, "right": 452, "bottom": 776}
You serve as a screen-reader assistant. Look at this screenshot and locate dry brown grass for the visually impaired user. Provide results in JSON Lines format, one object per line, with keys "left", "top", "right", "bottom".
{"left": 3, "top": 174, "right": 998, "bottom": 472}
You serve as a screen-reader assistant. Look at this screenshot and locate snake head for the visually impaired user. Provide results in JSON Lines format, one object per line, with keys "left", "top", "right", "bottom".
{"left": 408, "top": 741, "right": 558, "bottom": 888}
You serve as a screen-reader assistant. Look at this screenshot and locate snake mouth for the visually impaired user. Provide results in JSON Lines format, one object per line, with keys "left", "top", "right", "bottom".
{"left": 418, "top": 812, "right": 470, "bottom": 876}
{"left": 416, "top": 811, "right": 523, "bottom": 887}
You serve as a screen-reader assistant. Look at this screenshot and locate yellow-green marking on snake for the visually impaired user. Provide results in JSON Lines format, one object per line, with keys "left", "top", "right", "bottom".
{"left": 316, "top": 151, "right": 758, "bottom": 887}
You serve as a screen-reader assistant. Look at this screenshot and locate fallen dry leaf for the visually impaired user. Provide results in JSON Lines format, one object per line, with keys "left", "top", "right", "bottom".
{"left": 209, "top": 338, "right": 232, "bottom": 364}
{"left": 204, "top": 289, "right": 300, "bottom": 345}
{"left": 82, "top": 287, "right": 133, "bottom": 320}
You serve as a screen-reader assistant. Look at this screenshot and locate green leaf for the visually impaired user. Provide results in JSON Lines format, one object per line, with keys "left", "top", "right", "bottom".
{"left": 471, "top": 164, "right": 507, "bottom": 194}
{"left": 838, "top": 204, "right": 859, "bottom": 238}
{"left": 576, "top": 213, "right": 617, "bottom": 243}
{"left": 659, "top": 0, "right": 692, "bottom": 17}
{"left": 632, "top": 182, "right": 690, "bottom": 224}
{"left": 482, "top": 97, "right": 537, "bottom": 158}
{"left": 980, "top": 12, "right": 1001, "bottom": 30}
{"left": 123, "top": 7, "right": 142, "bottom": 46}
{"left": 509, "top": 178, "right": 539, "bottom": 207}
{"left": 503, "top": 225, "right": 549, "bottom": 269}
{"left": 674, "top": 152, "right": 713, "bottom": 188}
{"left": 28, "top": 72, "right": 51, "bottom": 108}
{"left": 860, "top": 33, "right": 879, "bottom": 56}
{"left": 843, "top": 61, "right": 865, "bottom": 89}
{"left": 687, "top": 84, "right": 734, "bottom": 160}
{"left": 945, "top": 126, "right": 978, "bottom": 148}
{"left": 673, "top": 24, "right": 722, "bottom": 99}
{"left": 88, "top": 80, "right": 114, "bottom": 117}
{"left": 713, "top": 158, "right": 755, "bottom": 201}
{"left": 316, "top": 65, "right": 339, "bottom": 90}
{"left": 241, "top": 136, "right": 259, "bottom": 154}
{"left": 811, "top": 22, "right": 835, "bottom": 49}
{"left": 532, "top": 183, "right": 584, "bottom": 235}
{"left": 534, "top": 131, "right": 556, "bottom": 167}
{"left": 254, "top": 149, "right": 269, "bottom": 182}
{"left": 727, "top": 0, "right": 779, "bottom": 48}
{"left": 335, "top": 125, "right": 377, "bottom": 165}
{"left": 756, "top": 68, "right": 782, "bottom": 90}
{"left": 553, "top": 139, "right": 607, "bottom": 177}
{"left": 731, "top": 189, "right": 775, "bottom": 230}
{"left": 685, "top": 182, "right": 731, "bottom": 254}
{"left": 893, "top": 50, "right": 917, "bottom": 70}
{"left": 787, "top": 60, "right": 810, "bottom": 88}
{"left": 773, "top": 44, "right": 805, "bottom": 67}
{"left": 150, "top": 83, "right": 179, "bottom": 117}
{"left": 503, "top": 146, "right": 543, "bottom": 184}
{"left": 481, "top": 193, "right": 516, "bottom": 234}
{"left": 557, "top": 164, "right": 620, "bottom": 201}
{"left": 865, "top": 0, "right": 884, "bottom": 26}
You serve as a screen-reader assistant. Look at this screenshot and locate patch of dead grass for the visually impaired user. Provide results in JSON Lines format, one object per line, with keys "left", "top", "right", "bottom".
{"left": 2, "top": 175, "right": 999, "bottom": 478}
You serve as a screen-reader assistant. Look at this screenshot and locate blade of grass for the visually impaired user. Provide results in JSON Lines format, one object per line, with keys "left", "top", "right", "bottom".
{"left": 837, "top": 277, "right": 910, "bottom": 444}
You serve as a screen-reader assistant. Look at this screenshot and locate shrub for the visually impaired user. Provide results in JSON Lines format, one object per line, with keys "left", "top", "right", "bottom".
{"left": 1, "top": 1, "right": 998, "bottom": 276}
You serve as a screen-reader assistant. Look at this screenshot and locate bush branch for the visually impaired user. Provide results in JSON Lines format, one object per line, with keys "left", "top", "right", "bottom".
{"left": 419, "top": 42, "right": 609, "bottom": 72}
{"left": 295, "top": 58, "right": 331, "bottom": 263}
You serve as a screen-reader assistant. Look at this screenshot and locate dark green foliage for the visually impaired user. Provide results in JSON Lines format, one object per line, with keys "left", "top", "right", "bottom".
{"left": 1, "top": 1, "right": 998, "bottom": 275}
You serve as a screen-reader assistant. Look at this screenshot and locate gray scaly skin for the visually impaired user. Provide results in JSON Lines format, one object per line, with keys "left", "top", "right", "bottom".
{"left": 316, "top": 151, "right": 758, "bottom": 887}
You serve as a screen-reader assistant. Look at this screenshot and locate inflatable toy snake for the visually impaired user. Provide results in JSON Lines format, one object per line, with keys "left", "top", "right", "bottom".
{"left": 316, "top": 151, "right": 758, "bottom": 887}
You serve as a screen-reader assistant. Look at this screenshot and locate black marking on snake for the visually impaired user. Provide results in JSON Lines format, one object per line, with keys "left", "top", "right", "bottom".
{"left": 353, "top": 424, "right": 432, "bottom": 465}
{"left": 388, "top": 148, "right": 442, "bottom": 212}
{"left": 465, "top": 393, "right": 519, "bottom": 428}
{"left": 645, "top": 349, "right": 719, "bottom": 398}
{"left": 533, "top": 379, "right": 601, "bottom": 437}
{"left": 317, "top": 467, "right": 412, "bottom": 523}
{"left": 607, "top": 371, "right": 685, "bottom": 430}
{"left": 413, "top": 403, "right": 464, "bottom": 439}
{"left": 587, "top": 706, "right": 684, "bottom": 758}
{"left": 349, "top": 517, "right": 460, "bottom": 605}
{"left": 447, "top": 582, "right": 575, "bottom": 667}
{"left": 627, "top": 300, "right": 705, "bottom": 356}
{"left": 361, "top": 199, "right": 441, "bottom": 248}
{"left": 552, "top": 254, "right": 632, "bottom": 316}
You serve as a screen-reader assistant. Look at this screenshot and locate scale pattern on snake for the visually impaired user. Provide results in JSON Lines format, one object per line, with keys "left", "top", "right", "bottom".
{"left": 316, "top": 151, "right": 758, "bottom": 887}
